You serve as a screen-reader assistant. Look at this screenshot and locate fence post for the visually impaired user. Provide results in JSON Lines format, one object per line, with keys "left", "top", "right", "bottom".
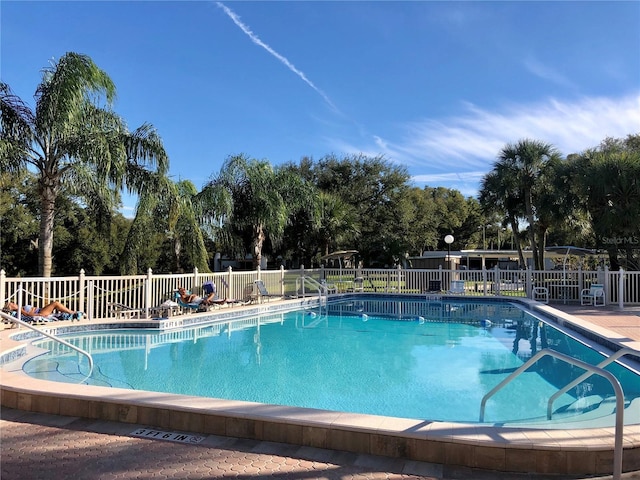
{"left": 603, "top": 265, "right": 610, "bottom": 305}
{"left": 482, "top": 268, "right": 487, "bottom": 295}
{"left": 577, "top": 266, "right": 583, "bottom": 292}
{"left": 397, "top": 265, "right": 402, "bottom": 293}
{"left": 525, "top": 266, "right": 532, "bottom": 298}
{"left": 226, "top": 266, "right": 233, "bottom": 299}
{"left": 0, "top": 270, "right": 5, "bottom": 305}
{"left": 87, "top": 280, "right": 94, "bottom": 321}
{"left": 618, "top": 268, "right": 625, "bottom": 309}
{"left": 145, "top": 268, "right": 153, "bottom": 318}
{"left": 193, "top": 267, "right": 199, "bottom": 291}
{"left": 79, "top": 269, "right": 86, "bottom": 313}
{"left": 280, "top": 265, "right": 285, "bottom": 296}
{"left": 494, "top": 266, "right": 500, "bottom": 295}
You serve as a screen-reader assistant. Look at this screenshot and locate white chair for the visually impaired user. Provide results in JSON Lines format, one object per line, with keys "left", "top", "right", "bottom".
{"left": 448, "top": 280, "right": 465, "bottom": 295}
{"left": 581, "top": 284, "right": 605, "bottom": 306}
{"left": 532, "top": 287, "right": 549, "bottom": 304}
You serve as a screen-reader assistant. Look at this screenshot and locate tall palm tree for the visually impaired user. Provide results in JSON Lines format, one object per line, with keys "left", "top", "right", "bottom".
{"left": 120, "top": 178, "right": 210, "bottom": 274}
{"left": 0, "top": 52, "right": 169, "bottom": 276}
{"left": 199, "top": 154, "right": 317, "bottom": 269}
{"left": 496, "top": 139, "right": 560, "bottom": 270}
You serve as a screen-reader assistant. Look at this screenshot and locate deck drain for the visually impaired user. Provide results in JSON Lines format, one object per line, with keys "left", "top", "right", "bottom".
{"left": 131, "top": 428, "right": 205, "bottom": 444}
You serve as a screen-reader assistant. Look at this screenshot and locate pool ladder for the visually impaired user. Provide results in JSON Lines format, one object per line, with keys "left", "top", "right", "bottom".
{"left": 0, "top": 310, "right": 94, "bottom": 382}
{"left": 479, "top": 347, "right": 640, "bottom": 480}
{"left": 296, "top": 276, "right": 336, "bottom": 299}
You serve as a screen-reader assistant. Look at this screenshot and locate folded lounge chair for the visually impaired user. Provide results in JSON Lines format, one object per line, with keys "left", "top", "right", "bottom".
{"left": 253, "top": 280, "right": 281, "bottom": 303}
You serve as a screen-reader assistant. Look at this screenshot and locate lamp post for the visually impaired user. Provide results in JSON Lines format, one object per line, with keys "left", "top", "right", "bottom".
{"left": 444, "top": 234, "right": 454, "bottom": 269}
{"left": 478, "top": 225, "right": 487, "bottom": 250}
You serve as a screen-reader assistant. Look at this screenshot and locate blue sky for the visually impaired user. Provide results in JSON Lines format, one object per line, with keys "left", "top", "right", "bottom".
{"left": 2, "top": 1, "right": 639, "bottom": 215}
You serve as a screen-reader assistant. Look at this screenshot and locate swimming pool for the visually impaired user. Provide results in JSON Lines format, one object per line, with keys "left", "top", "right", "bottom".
{"left": 21, "top": 297, "right": 640, "bottom": 426}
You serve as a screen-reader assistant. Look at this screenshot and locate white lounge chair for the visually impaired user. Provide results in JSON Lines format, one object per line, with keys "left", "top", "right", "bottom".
{"left": 581, "top": 283, "right": 605, "bottom": 306}
{"left": 448, "top": 280, "right": 465, "bottom": 294}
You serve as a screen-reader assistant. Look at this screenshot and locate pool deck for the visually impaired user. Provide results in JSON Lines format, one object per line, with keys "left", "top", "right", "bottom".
{"left": 2, "top": 301, "right": 640, "bottom": 479}
{"left": 553, "top": 303, "right": 640, "bottom": 346}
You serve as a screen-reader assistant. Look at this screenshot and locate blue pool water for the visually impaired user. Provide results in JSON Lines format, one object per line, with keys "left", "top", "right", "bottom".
{"left": 22, "top": 298, "right": 640, "bottom": 424}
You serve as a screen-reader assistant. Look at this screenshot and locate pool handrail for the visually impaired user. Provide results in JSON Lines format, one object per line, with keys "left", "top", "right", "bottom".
{"left": 296, "top": 275, "right": 334, "bottom": 297}
{"left": 0, "top": 310, "right": 94, "bottom": 381}
{"left": 547, "top": 346, "right": 639, "bottom": 420}
{"left": 479, "top": 348, "right": 624, "bottom": 480}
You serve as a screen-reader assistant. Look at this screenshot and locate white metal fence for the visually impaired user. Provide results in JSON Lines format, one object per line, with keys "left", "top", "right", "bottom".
{"left": 1, "top": 266, "right": 637, "bottom": 321}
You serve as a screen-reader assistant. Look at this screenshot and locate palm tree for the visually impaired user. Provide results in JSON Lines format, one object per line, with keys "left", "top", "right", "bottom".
{"left": 120, "top": 178, "right": 210, "bottom": 274}
{"left": 199, "top": 154, "right": 317, "bottom": 269}
{"left": 496, "top": 139, "right": 560, "bottom": 270}
{"left": 0, "top": 52, "right": 169, "bottom": 276}
{"left": 572, "top": 146, "right": 640, "bottom": 270}
{"left": 315, "top": 191, "right": 359, "bottom": 257}
{"left": 479, "top": 170, "right": 527, "bottom": 267}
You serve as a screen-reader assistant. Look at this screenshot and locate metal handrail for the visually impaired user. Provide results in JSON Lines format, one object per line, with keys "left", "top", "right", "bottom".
{"left": 0, "top": 311, "right": 94, "bottom": 382}
{"left": 548, "top": 346, "right": 639, "bottom": 419}
{"left": 479, "top": 348, "right": 624, "bottom": 480}
{"left": 296, "top": 276, "right": 333, "bottom": 297}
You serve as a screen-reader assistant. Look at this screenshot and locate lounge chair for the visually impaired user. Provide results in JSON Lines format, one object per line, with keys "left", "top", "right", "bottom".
{"left": 176, "top": 288, "right": 239, "bottom": 313}
{"left": 108, "top": 302, "right": 145, "bottom": 319}
{"left": 174, "top": 289, "right": 207, "bottom": 313}
{"left": 109, "top": 300, "right": 182, "bottom": 319}
{"left": 448, "top": 280, "right": 465, "bottom": 295}
{"left": 2, "top": 309, "right": 58, "bottom": 325}
{"left": 150, "top": 300, "right": 182, "bottom": 318}
{"left": 199, "top": 281, "right": 240, "bottom": 307}
{"left": 253, "top": 280, "right": 280, "bottom": 303}
{"left": 532, "top": 286, "right": 549, "bottom": 304}
{"left": 581, "top": 283, "right": 605, "bottom": 306}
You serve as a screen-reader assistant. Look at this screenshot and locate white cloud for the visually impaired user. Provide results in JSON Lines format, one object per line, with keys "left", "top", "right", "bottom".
{"left": 330, "top": 93, "right": 640, "bottom": 197}
{"left": 523, "top": 57, "right": 576, "bottom": 89}
{"left": 216, "top": 2, "right": 338, "bottom": 112}
{"left": 337, "top": 93, "right": 640, "bottom": 171}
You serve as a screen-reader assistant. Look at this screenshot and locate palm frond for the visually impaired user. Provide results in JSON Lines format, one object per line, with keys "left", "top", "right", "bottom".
{"left": 0, "top": 82, "right": 37, "bottom": 171}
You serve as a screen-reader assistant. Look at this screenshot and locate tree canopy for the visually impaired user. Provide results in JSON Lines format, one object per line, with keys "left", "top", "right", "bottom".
{"left": 1, "top": 52, "right": 169, "bottom": 276}
{"left": 2, "top": 54, "right": 638, "bottom": 276}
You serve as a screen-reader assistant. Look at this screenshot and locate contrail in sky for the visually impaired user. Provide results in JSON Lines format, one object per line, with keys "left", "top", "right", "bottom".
{"left": 216, "top": 2, "right": 339, "bottom": 112}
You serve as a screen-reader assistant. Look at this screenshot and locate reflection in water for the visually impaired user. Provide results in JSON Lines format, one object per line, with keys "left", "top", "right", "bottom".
{"left": 23, "top": 299, "right": 639, "bottom": 424}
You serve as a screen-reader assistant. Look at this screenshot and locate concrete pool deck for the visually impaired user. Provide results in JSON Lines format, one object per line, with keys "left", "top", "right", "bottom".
{"left": 1, "top": 300, "right": 640, "bottom": 479}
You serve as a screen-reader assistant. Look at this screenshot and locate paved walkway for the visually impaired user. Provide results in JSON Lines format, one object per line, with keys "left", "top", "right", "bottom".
{"left": 3, "top": 408, "right": 640, "bottom": 480}
{"left": 2, "top": 303, "right": 640, "bottom": 480}
{"left": 552, "top": 303, "right": 640, "bottom": 343}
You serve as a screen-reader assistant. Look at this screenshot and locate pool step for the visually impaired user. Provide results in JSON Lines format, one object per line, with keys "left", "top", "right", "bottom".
{"left": 502, "top": 395, "right": 640, "bottom": 428}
